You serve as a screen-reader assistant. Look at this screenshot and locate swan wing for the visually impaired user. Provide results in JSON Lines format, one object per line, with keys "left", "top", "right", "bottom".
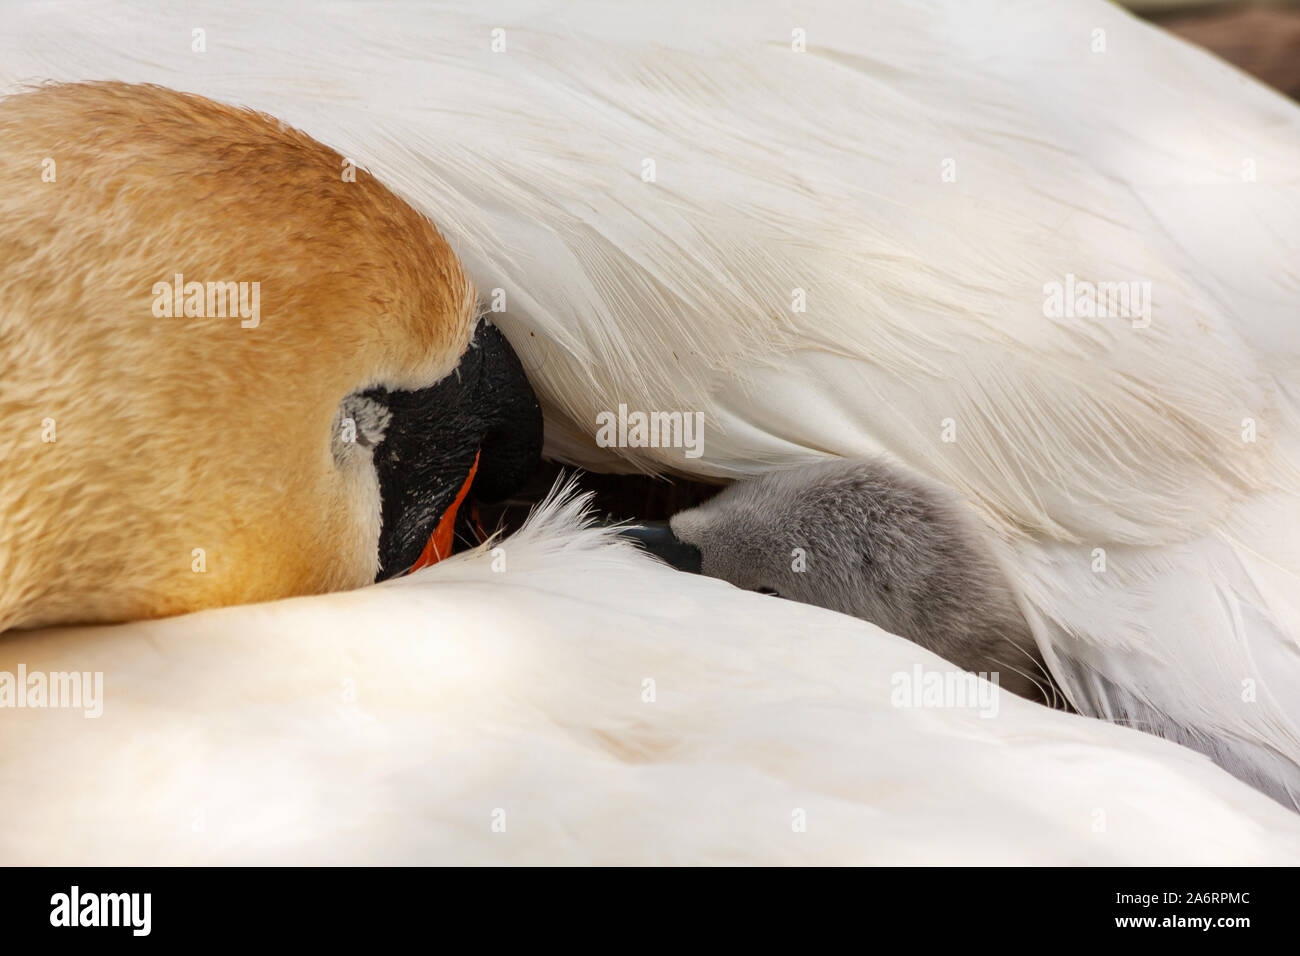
{"left": 6, "top": 0, "right": 1300, "bottom": 801}
{"left": 2, "top": 492, "right": 1297, "bottom": 864}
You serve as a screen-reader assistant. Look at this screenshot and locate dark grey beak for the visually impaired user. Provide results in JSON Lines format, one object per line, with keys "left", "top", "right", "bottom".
{"left": 620, "top": 521, "right": 702, "bottom": 573}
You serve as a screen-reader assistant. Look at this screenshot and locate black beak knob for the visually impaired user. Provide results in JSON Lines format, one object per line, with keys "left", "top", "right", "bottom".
{"left": 368, "top": 321, "right": 542, "bottom": 581}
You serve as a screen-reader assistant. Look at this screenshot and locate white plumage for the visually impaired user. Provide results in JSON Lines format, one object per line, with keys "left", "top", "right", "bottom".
{"left": 3, "top": 488, "right": 1299, "bottom": 864}
{"left": 4, "top": 0, "right": 1300, "bottom": 854}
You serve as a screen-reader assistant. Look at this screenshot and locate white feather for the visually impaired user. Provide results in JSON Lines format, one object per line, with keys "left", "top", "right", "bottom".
{"left": 5, "top": 0, "right": 1300, "bottom": 807}
{"left": 2, "top": 484, "right": 1298, "bottom": 864}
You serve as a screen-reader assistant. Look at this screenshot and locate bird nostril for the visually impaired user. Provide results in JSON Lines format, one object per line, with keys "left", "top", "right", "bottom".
{"left": 755, "top": 587, "right": 781, "bottom": 597}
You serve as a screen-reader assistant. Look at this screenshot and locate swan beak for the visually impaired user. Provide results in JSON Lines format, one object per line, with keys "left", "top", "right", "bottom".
{"left": 621, "top": 522, "right": 703, "bottom": 573}
{"left": 410, "top": 449, "right": 480, "bottom": 572}
{"left": 373, "top": 322, "right": 542, "bottom": 580}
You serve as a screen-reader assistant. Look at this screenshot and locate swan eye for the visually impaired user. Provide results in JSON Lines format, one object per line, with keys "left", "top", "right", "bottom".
{"left": 756, "top": 587, "right": 781, "bottom": 597}
{"left": 333, "top": 394, "right": 392, "bottom": 463}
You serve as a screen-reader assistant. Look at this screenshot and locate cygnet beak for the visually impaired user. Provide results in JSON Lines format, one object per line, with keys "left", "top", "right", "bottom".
{"left": 620, "top": 521, "right": 702, "bottom": 573}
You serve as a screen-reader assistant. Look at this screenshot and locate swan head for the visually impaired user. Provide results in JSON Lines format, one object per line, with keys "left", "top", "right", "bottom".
{"left": 670, "top": 457, "right": 1051, "bottom": 701}
{"left": 0, "top": 82, "right": 541, "bottom": 630}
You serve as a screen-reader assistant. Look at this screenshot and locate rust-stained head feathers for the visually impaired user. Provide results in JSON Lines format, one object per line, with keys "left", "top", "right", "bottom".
{"left": 0, "top": 82, "right": 478, "bottom": 629}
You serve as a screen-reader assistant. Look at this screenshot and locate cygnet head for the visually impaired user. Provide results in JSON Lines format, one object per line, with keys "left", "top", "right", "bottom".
{"left": 669, "top": 457, "right": 1056, "bottom": 703}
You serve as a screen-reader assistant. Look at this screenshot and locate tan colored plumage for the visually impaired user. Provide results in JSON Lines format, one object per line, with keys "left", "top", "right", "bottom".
{"left": 0, "top": 82, "right": 475, "bottom": 631}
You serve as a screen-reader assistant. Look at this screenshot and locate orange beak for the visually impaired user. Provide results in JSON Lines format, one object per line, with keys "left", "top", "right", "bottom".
{"left": 410, "top": 450, "right": 480, "bottom": 572}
